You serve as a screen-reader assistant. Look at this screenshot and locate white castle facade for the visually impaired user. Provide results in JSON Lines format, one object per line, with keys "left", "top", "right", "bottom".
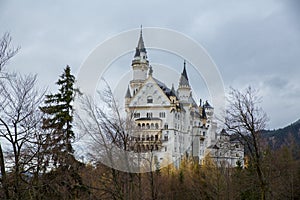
{"left": 125, "top": 29, "right": 244, "bottom": 167}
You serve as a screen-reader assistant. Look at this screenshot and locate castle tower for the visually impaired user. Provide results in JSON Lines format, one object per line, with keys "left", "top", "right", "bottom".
{"left": 177, "top": 60, "right": 191, "bottom": 102}
{"left": 130, "top": 26, "right": 149, "bottom": 96}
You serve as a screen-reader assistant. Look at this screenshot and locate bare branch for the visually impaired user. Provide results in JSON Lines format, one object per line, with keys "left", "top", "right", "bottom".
{"left": 0, "top": 32, "right": 20, "bottom": 74}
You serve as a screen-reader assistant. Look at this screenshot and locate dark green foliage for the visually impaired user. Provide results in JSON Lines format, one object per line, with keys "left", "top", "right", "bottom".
{"left": 40, "top": 65, "right": 80, "bottom": 167}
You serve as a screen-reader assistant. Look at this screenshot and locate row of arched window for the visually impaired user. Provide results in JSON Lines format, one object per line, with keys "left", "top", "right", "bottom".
{"left": 134, "top": 144, "right": 159, "bottom": 152}
{"left": 137, "top": 123, "right": 159, "bottom": 129}
{"left": 131, "top": 134, "right": 159, "bottom": 141}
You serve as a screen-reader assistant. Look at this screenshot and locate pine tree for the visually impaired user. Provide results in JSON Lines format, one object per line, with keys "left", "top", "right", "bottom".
{"left": 40, "top": 65, "right": 80, "bottom": 167}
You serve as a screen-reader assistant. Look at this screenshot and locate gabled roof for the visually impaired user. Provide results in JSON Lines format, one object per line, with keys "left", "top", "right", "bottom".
{"left": 129, "top": 76, "right": 173, "bottom": 107}
{"left": 153, "top": 78, "right": 177, "bottom": 98}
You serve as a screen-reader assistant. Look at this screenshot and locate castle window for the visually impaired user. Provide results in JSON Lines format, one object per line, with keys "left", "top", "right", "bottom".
{"left": 147, "top": 96, "right": 153, "bottom": 103}
{"left": 155, "top": 123, "right": 159, "bottom": 129}
{"left": 151, "top": 135, "right": 154, "bottom": 141}
{"left": 159, "top": 112, "right": 165, "bottom": 118}
{"left": 164, "top": 134, "right": 168, "bottom": 141}
{"left": 151, "top": 123, "right": 154, "bottom": 129}
{"left": 134, "top": 113, "right": 140, "bottom": 118}
{"left": 146, "top": 112, "right": 153, "bottom": 118}
{"left": 164, "top": 123, "right": 168, "bottom": 129}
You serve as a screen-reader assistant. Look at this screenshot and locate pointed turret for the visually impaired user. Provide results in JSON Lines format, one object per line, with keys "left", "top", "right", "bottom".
{"left": 203, "top": 100, "right": 214, "bottom": 118}
{"left": 179, "top": 60, "right": 190, "bottom": 87}
{"left": 133, "top": 25, "right": 147, "bottom": 60}
{"left": 177, "top": 60, "right": 191, "bottom": 103}
{"left": 130, "top": 26, "right": 149, "bottom": 95}
{"left": 137, "top": 26, "right": 146, "bottom": 53}
{"left": 125, "top": 86, "right": 131, "bottom": 98}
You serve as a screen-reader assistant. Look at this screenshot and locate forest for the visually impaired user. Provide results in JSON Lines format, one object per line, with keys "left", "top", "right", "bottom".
{"left": 0, "top": 33, "right": 300, "bottom": 200}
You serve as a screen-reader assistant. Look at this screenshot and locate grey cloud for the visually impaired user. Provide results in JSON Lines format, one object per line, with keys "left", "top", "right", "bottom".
{"left": 0, "top": 0, "right": 299, "bottom": 128}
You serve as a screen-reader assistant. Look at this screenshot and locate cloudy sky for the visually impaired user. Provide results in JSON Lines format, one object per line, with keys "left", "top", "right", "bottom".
{"left": 0, "top": 0, "right": 299, "bottom": 129}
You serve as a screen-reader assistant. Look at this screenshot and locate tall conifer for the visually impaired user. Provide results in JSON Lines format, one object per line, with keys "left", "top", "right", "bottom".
{"left": 40, "top": 65, "right": 80, "bottom": 167}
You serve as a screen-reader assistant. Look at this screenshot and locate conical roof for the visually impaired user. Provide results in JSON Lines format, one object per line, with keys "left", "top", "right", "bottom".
{"left": 179, "top": 60, "right": 190, "bottom": 87}
{"left": 134, "top": 26, "right": 147, "bottom": 58}
{"left": 125, "top": 86, "right": 131, "bottom": 98}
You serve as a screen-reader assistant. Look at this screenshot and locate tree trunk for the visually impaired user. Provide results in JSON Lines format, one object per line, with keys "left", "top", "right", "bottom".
{"left": 0, "top": 143, "right": 9, "bottom": 199}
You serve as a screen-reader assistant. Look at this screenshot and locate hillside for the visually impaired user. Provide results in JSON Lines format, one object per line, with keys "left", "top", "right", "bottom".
{"left": 263, "top": 119, "right": 300, "bottom": 149}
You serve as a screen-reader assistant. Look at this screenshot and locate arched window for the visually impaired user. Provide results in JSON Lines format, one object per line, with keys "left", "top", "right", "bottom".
{"left": 155, "top": 123, "right": 159, "bottom": 129}
{"left": 151, "top": 135, "right": 154, "bottom": 141}
{"left": 147, "top": 96, "right": 153, "bottom": 103}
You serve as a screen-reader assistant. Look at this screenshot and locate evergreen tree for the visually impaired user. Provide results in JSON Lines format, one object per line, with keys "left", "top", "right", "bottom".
{"left": 40, "top": 65, "right": 80, "bottom": 167}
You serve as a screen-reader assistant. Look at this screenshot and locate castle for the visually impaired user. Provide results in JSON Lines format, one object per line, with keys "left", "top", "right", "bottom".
{"left": 125, "top": 28, "right": 244, "bottom": 167}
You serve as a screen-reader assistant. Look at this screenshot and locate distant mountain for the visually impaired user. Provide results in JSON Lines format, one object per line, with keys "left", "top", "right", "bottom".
{"left": 263, "top": 119, "right": 300, "bottom": 149}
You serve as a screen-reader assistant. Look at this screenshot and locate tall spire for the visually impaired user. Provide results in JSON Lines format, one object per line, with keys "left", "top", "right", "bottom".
{"left": 130, "top": 25, "right": 149, "bottom": 92}
{"left": 182, "top": 60, "right": 188, "bottom": 81}
{"left": 179, "top": 60, "right": 190, "bottom": 87}
{"left": 134, "top": 25, "right": 147, "bottom": 58}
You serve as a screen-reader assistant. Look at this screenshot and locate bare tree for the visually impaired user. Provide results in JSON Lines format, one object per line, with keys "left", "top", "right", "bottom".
{"left": 76, "top": 81, "right": 138, "bottom": 200}
{"left": 225, "top": 86, "right": 268, "bottom": 200}
{"left": 0, "top": 74, "right": 44, "bottom": 199}
{"left": 0, "top": 32, "right": 20, "bottom": 76}
{"left": 0, "top": 32, "right": 20, "bottom": 199}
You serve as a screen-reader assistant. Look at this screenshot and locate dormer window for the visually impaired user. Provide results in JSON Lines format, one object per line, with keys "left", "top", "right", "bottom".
{"left": 147, "top": 96, "right": 153, "bottom": 103}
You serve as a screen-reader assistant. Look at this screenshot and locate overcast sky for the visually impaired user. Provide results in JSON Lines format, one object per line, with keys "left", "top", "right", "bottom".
{"left": 0, "top": 0, "right": 299, "bottom": 129}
